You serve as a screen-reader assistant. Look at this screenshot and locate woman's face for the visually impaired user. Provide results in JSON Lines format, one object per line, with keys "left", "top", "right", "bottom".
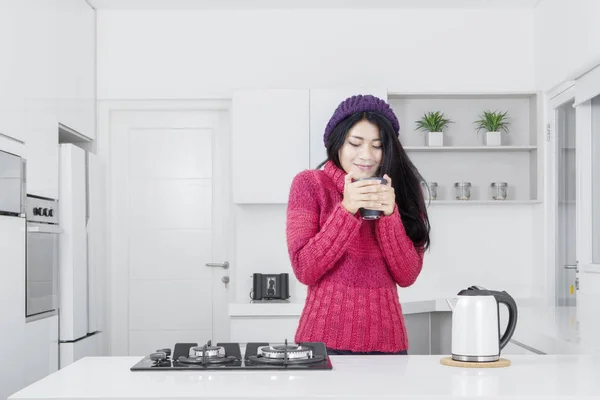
{"left": 338, "top": 119, "right": 383, "bottom": 179}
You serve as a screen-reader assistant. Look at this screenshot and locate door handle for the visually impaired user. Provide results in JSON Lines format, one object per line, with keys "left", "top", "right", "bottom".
{"left": 564, "top": 265, "right": 578, "bottom": 270}
{"left": 27, "top": 226, "right": 64, "bottom": 234}
{"left": 205, "top": 261, "right": 229, "bottom": 269}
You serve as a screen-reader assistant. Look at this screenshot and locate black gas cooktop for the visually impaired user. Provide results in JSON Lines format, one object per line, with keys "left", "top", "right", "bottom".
{"left": 130, "top": 340, "right": 333, "bottom": 371}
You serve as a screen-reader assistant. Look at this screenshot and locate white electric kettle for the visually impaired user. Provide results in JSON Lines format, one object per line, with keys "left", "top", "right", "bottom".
{"left": 446, "top": 285, "right": 518, "bottom": 362}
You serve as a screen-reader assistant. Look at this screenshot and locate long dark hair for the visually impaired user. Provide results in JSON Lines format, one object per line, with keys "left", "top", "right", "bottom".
{"left": 318, "top": 111, "right": 431, "bottom": 251}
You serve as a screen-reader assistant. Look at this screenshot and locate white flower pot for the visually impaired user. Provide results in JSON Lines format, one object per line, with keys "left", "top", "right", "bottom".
{"left": 427, "top": 131, "right": 443, "bottom": 147}
{"left": 485, "top": 131, "right": 501, "bottom": 146}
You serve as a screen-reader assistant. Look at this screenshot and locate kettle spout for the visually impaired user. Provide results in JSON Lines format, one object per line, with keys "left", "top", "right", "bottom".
{"left": 446, "top": 298, "right": 458, "bottom": 311}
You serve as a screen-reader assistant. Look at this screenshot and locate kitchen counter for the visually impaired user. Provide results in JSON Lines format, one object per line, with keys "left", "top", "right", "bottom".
{"left": 230, "top": 299, "right": 600, "bottom": 356}
{"left": 510, "top": 305, "right": 600, "bottom": 355}
{"left": 9, "top": 355, "right": 600, "bottom": 400}
{"left": 229, "top": 298, "right": 447, "bottom": 317}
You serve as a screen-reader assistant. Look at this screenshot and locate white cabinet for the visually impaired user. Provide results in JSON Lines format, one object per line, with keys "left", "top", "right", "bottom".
{"left": 20, "top": 0, "right": 60, "bottom": 199}
{"left": 0, "top": 216, "right": 26, "bottom": 400}
{"left": 0, "top": 135, "right": 26, "bottom": 158}
{"left": 0, "top": 1, "right": 25, "bottom": 143}
{"left": 15, "top": 0, "right": 95, "bottom": 199}
{"left": 25, "top": 113, "right": 59, "bottom": 199}
{"left": 57, "top": 0, "right": 96, "bottom": 140}
{"left": 231, "top": 89, "right": 388, "bottom": 203}
{"left": 23, "top": 316, "right": 59, "bottom": 387}
{"left": 231, "top": 316, "right": 300, "bottom": 343}
{"left": 60, "top": 332, "right": 104, "bottom": 368}
{"left": 309, "top": 88, "right": 388, "bottom": 169}
{"left": 232, "top": 90, "right": 309, "bottom": 203}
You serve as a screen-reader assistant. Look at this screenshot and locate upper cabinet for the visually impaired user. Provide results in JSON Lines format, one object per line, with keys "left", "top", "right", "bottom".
{"left": 0, "top": 0, "right": 95, "bottom": 198}
{"left": 232, "top": 90, "right": 309, "bottom": 204}
{"left": 0, "top": 1, "right": 25, "bottom": 144}
{"left": 57, "top": 0, "right": 96, "bottom": 140}
{"left": 19, "top": 0, "right": 61, "bottom": 198}
{"left": 232, "top": 88, "right": 388, "bottom": 204}
{"left": 309, "top": 88, "right": 388, "bottom": 169}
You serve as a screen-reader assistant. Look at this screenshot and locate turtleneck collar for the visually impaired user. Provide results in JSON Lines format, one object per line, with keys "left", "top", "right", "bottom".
{"left": 323, "top": 160, "right": 346, "bottom": 194}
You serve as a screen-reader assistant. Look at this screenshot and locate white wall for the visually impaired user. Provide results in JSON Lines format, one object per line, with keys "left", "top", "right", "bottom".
{"left": 97, "top": 8, "right": 535, "bottom": 98}
{"left": 535, "top": 0, "right": 600, "bottom": 91}
{"left": 234, "top": 203, "right": 541, "bottom": 304}
{"left": 97, "top": 8, "right": 541, "bottom": 309}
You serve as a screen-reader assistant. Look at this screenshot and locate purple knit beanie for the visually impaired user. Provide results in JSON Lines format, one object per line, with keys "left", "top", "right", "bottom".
{"left": 323, "top": 94, "right": 400, "bottom": 146}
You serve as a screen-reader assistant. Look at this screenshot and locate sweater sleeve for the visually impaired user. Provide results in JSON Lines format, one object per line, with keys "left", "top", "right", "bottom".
{"left": 286, "top": 171, "right": 362, "bottom": 285}
{"left": 375, "top": 205, "right": 424, "bottom": 287}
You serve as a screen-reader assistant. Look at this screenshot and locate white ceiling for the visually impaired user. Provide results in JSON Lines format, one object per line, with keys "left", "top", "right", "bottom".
{"left": 87, "top": 0, "right": 543, "bottom": 10}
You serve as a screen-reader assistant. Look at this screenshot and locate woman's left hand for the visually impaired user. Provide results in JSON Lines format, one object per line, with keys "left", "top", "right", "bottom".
{"left": 380, "top": 174, "right": 395, "bottom": 216}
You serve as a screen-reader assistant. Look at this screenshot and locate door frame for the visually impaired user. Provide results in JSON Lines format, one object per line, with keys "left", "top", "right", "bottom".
{"left": 97, "top": 100, "right": 233, "bottom": 356}
{"left": 546, "top": 83, "right": 576, "bottom": 306}
{"left": 575, "top": 98, "right": 599, "bottom": 273}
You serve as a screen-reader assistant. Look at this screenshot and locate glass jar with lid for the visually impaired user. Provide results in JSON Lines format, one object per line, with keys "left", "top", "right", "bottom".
{"left": 490, "top": 182, "right": 508, "bottom": 200}
{"left": 421, "top": 181, "right": 438, "bottom": 200}
{"left": 454, "top": 182, "right": 471, "bottom": 200}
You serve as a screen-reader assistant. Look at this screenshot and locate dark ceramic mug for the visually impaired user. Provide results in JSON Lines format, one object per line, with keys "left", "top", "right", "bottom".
{"left": 356, "top": 177, "right": 387, "bottom": 220}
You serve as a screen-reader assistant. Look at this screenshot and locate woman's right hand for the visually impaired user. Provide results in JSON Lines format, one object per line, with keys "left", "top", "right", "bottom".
{"left": 341, "top": 171, "right": 385, "bottom": 215}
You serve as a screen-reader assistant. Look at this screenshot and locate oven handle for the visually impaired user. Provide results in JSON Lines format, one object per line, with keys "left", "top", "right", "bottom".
{"left": 27, "top": 225, "right": 64, "bottom": 234}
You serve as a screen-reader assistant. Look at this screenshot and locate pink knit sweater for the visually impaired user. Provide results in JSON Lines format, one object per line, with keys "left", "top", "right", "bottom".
{"left": 286, "top": 161, "right": 424, "bottom": 353}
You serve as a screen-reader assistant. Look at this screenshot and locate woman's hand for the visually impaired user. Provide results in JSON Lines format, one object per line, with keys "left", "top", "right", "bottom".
{"left": 342, "top": 172, "right": 395, "bottom": 216}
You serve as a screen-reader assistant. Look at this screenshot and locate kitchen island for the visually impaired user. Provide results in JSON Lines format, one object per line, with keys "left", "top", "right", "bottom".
{"left": 9, "top": 355, "right": 600, "bottom": 400}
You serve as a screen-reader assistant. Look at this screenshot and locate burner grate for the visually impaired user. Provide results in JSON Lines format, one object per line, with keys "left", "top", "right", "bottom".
{"left": 248, "top": 339, "right": 324, "bottom": 366}
{"left": 130, "top": 339, "right": 331, "bottom": 371}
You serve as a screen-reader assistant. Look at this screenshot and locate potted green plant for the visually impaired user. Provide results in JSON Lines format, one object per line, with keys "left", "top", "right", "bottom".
{"left": 474, "top": 110, "right": 510, "bottom": 146}
{"left": 415, "top": 111, "right": 453, "bottom": 146}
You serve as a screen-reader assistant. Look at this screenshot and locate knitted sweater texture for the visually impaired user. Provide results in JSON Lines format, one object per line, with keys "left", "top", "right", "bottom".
{"left": 286, "top": 161, "right": 424, "bottom": 352}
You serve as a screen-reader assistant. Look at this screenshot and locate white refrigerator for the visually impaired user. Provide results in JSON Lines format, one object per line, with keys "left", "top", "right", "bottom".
{"left": 58, "top": 144, "right": 105, "bottom": 367}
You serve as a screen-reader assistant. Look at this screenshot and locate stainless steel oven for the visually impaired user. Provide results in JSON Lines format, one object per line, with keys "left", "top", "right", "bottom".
{"left": 0, "top": 149, "right": 26, "bottom": 217}
{"left": 26, "top": 195, "right": 62, "bottom": 321}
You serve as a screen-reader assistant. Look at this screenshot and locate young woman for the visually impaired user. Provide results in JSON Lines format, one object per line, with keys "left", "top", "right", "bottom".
{"left": 286, "top": 94, "right": 431, "bottom": 355}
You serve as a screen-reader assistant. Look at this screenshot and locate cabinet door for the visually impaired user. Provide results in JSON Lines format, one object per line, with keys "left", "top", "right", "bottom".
{"left": 57, "top": 0, "right": 96, "bottom": 140}
{"left": 232, "top": 90, "right": 309, "bottom": 203}
{"left": 0, "top": 216, "right": 26, "bottom": 400}
{"left": 23, "top": 315, "right": 59, "bottom": 386}
{"left": 25, "top": 119, "right": 59, "bottom": 199}
{"left": 309, "top": 89, "right": 388, "bottom": 169}
{"left": 0, "top": 1, "right": 25, "bottom": 143}
{"left": 17, "top": 0, "right": 60, "bottom": 199}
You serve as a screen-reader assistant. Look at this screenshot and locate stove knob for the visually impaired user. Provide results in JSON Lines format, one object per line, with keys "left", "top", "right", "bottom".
{"left": 48, "top": 209, "right": 54, "bottom": 217}
{"left": 42, "top": 208, "right": 48, "bottom": 217}
{"left": 33, "top": 207, "right": 40, "bottom": 216}
{"left": 156, "top": 348, "right": 171, "bottom": 357}
{"left": 150, "top": 352, "right": 167, "bottom": 362}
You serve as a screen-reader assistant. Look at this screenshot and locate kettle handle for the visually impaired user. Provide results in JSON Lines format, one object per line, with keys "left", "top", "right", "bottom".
{"left": 488, "top": 290, "right": 518, "bottom": 350}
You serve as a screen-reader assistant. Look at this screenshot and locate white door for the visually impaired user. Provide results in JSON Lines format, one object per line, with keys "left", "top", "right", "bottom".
{"left": 575, "top": 93, "right": 600, "bottom": 334}
{"left": 548, "top": 87, "right": 578, "bottom": 306}
{"left": 109, "top": 110, "right": 231, "bottom": 356}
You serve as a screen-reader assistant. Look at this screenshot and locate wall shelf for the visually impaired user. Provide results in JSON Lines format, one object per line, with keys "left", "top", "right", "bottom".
{"left": 404, "top": 145, "right": 537, "bottom": 152}
{"left": 389, "top": 92, "right": 542, "bottom": 202}
{"left": 426, "top": 200, "right": 542, "bottom": 205}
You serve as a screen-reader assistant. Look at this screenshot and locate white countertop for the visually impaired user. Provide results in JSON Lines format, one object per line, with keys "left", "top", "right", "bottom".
{"left": 510, "top": 305, "right": 600, "bottom": 355}
{"left": 9, "top": 355, "right": 600, "bottom": 400}
{"left": 229, "top": 298, "right": 446, "bottom": 317}
{"left": 230, "top": 299, "right": 600, "bottom": 357}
